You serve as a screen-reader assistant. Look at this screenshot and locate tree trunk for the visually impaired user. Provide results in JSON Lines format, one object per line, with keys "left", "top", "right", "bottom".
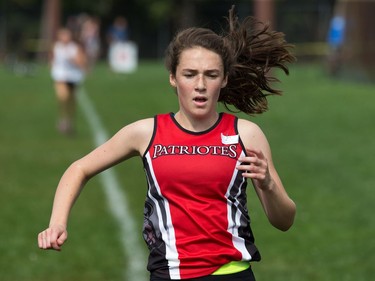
{"left": 254, "top": 0, "right": 275, "bottom": 28}
{"left": 38, "top": 0, "right": 61, "bottom": 61}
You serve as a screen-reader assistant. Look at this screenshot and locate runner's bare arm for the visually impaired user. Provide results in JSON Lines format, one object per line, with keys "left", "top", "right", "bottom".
{"left": 38, "top": 118, "right": 154, "bottom": 250}
{"left": 237, "top": 119, "right": 296, "bottom": 231}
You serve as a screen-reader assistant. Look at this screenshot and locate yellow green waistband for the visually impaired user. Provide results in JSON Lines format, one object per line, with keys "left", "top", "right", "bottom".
{"left": 211, "top": 261, "right": 250, "bottom": 275}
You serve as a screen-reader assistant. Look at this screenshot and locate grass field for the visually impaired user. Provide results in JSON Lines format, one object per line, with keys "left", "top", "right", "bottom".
{"left": 0, "top": 60, "right": 374, "bottom": 281}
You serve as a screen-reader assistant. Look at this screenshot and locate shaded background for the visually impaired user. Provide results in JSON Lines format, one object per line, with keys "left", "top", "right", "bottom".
{"left": 1, "top": 0, "right": 374, "bottom": 81}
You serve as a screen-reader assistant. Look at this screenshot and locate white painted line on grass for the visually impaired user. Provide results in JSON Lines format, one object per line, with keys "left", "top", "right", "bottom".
{"left": 77, "top": 88, "right": 147, "bottom": 281}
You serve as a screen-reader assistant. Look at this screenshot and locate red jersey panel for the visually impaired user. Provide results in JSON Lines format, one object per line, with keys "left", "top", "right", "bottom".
{"left": 142, "top": 113, "right": 260, "bottom": 279}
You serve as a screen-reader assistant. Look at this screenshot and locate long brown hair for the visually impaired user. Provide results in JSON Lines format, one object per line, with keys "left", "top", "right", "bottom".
{"left": 165, "top": 6, "right": 295, "bottom": 115}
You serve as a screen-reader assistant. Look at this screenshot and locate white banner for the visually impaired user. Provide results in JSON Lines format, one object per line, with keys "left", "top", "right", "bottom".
{"left": 108, "top": 41, "right": 138, "bottom": 73}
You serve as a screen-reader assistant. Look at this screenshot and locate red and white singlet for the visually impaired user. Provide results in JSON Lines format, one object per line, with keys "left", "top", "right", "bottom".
{"left": 142, "top": 113, "right": 260, "bottom": 279}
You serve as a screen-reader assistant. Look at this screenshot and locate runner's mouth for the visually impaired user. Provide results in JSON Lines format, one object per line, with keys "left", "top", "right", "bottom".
{"left": 193, "top": 97, "right": 207, "bottom": 102}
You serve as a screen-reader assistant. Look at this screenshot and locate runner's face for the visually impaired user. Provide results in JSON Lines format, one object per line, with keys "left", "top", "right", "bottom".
{"left": 170, "top": 47, "right": 227, "bottom": 118}
{"left": 58, "top": 30, "right": 72, "bottom": 44}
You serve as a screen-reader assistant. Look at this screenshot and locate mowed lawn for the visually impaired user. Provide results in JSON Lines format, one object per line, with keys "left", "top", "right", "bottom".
{"left": 0, "top": 61, "right": 374, "bottom": 281}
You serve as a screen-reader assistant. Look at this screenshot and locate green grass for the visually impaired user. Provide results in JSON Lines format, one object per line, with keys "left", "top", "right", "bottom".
{"left": 0, "top": 61, "right": 374, "bottom": 281}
